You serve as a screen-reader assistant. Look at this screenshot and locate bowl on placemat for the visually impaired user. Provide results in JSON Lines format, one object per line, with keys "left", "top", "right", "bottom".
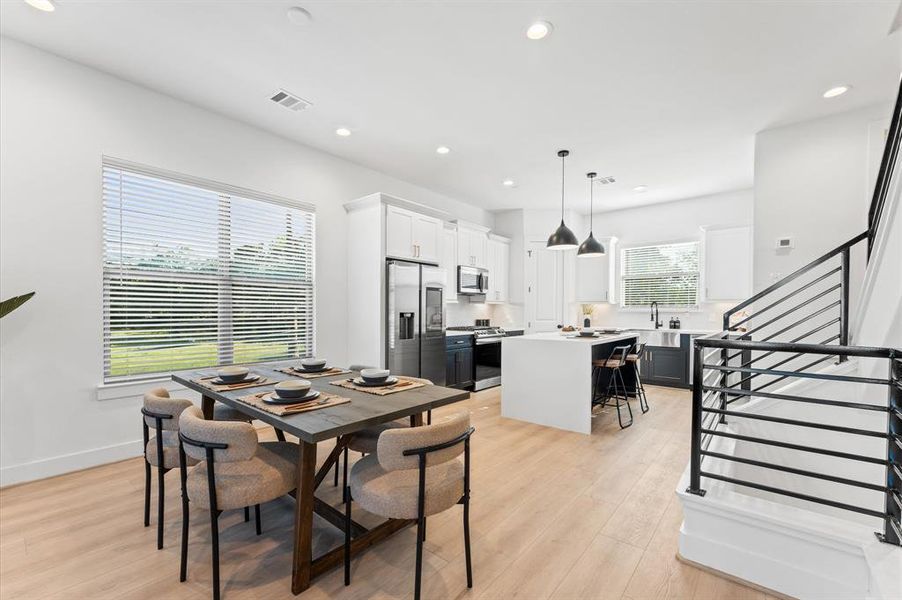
{"left": 360, "top": 368, "right": 390, "bottom": 384}
{"left": 299, "top": 358, "right": 328, "bottom": 372}
{"left": 274, "top": 379, "right": 312, "bottom": 399}
{"left": 578, "top": 329, "right": 596, "bottom": 337}
{"left": 217, "top": 366, "right": 250, "bottom": 383}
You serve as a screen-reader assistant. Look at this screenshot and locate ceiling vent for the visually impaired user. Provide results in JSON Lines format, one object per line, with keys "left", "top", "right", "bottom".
{"left": 594, "top": 175, "right": 616, "bottom": 185}
{"left": 269, "top": 89, "right": 312, "bottom": 112}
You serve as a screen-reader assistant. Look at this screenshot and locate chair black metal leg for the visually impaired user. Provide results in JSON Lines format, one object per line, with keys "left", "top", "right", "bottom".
{"left": 210, "top": 511, "right": 221, "bottom": 600}
{"left": 414, "top": 511, "right": 425, "bottom": 600}
{"left": 179, "top": 487, "right": 189, "bottom": 582}
{"left": 614, "top": 368, "right": 633, "bottom": 428}
{"left": 255, "top": 504, "right": 262, "bottom": 535}
{"left": 634, "top": 364, "right": 649, "bottom": 413}
{"left": 463, "top": 496, "right": 473, "bottom": 588}
{"left": 244, "top": 506, "right": 249, "bottom": 522}
{"left": 144, "top": 460, "right": 151, "bottom": 527}
{"left": 344, "top": 487, "right": 352, "bottom": 586}
{"left": 334, "top": 453, "right": 339, "bottom": 487}
{"left": 157, "top": 467, "right": 165, "bottom": 549}
{"left": 427, "top": 410, "right": 432, "bottom": 425}
{"left": 342, "top": 446, "right": 349, "bottom": 492}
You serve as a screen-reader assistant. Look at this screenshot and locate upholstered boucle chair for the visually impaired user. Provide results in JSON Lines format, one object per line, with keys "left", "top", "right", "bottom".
{"left": 142, "top": 388, "right": 253, "bottom": 550}
{"left": 344, "top": 410, "right": 474, "bottom": 600}
{"left": 177, "top": 406, "right": 298, "bottom": 600}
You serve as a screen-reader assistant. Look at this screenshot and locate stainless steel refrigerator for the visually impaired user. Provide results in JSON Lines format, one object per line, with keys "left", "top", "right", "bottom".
{"left": 385, "top": 259, "right": 446, "bottom": 386}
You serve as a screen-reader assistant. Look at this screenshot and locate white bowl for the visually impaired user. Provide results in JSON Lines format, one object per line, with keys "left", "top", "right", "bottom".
{"left": 217, "top": 366, "right": 250, "bottom": 383}
{"left": 300, "top": 357, "right": 327, "bottom": 371}
{"left": 274, "top": 379, "right": 312, "bottom": 399}
{"left": 360, "top": 368, "right": 390, "bottom": 383}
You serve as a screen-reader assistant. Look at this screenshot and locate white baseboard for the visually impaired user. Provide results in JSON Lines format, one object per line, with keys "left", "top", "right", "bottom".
{"left": 0, "top": 439, "right": 143, "bottom": 487}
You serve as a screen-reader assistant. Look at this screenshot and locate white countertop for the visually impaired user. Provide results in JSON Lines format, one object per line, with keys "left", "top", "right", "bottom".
{"left": 506, "top": 331, "right": 639, "bottom": 344}
{"left": 595, "top": 326, "right": 720, "bottom": 335}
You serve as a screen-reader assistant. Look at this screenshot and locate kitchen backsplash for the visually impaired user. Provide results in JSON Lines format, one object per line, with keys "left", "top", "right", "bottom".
{"left": 446, "top": 298, "right": 495, "bottom": 327}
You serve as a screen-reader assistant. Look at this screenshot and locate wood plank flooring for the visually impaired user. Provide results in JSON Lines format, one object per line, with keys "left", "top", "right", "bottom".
{"left": 0, "top": 385, "right": 778, "bottom": 600}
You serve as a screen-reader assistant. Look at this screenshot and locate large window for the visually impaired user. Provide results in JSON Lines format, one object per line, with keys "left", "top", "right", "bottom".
{"left": 620, "top": 241, "right": 699, "bottom": 308}
{"left": 102, "top": 158, "right": 315, "bottom": 382}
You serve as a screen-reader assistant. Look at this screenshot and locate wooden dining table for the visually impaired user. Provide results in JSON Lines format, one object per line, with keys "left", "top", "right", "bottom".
{"left": 172, "top": 363, "right": 470, "bottom": 595}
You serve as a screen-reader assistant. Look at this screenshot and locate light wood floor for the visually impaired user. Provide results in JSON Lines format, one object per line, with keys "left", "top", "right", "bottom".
{"left": 0, "top": 385, "right": 778, "bottom": 600}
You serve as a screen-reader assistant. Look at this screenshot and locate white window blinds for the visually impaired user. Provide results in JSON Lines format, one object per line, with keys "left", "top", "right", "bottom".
{"left": 620, "top": 242, "right": 699, "bottom": 308}
{"left": 102, "top": 158, "right": 315, "bottom": 382}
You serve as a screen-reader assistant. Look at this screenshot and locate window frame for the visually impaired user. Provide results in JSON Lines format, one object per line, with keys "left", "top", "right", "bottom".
{"left": 618, "top": 239, "right": 701, "bottom": 311}
{"left": 101, "top": 156, "right": 316, "bottom": 383}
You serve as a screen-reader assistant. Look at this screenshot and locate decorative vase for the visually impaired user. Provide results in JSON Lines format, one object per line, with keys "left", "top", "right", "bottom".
{"left": 583, "top": 317, "right": 591, "bottom": 328}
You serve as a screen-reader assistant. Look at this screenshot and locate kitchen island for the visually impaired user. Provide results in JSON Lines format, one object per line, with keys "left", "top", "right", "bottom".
{"left": 500, "top": 331, "right": 639, "bottom": 434}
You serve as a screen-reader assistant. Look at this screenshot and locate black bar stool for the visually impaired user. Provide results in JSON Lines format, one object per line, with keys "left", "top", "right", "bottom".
{"left": 627, "top": 342, "right": 650, "bottom": 414}
{"left": 592, "top": 345, "right": 634, "bottom": 429}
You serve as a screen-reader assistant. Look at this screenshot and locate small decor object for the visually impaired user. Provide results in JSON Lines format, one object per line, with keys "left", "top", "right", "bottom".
{"left": 546, "top": 150, "right": 579, "bottom": 250}
{"left": 581, "top": 304, "right": 594, "bottom": 328}
{"left": 577, "top": 173, "right": 605, "bottom": 257}
{"left": 0, "top": 291, "right": 35, "bottom": 319}
{"left": 673, "top": 316, "right": 681, "bottom": 329}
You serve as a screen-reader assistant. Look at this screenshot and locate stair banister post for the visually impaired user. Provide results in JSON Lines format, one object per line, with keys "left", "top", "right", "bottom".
{"left": 879, "top": 354, "right": 901, "bottom": 545}
{"left": 839, "top": 247, "right": 850, "bottom": 363}
{"left": 687, "top": 340, "right": 706, "bottom": 496}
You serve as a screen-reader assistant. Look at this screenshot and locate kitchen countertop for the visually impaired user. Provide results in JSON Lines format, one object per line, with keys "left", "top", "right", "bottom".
{"left": 508, "top": 331, "right": 639, "bottom": 344}
{"left": 596, "top": 326, "right": 720, "bottom": 335}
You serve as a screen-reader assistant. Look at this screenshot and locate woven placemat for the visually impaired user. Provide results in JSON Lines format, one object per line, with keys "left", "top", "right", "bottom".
{"left": 329, "top": 376, "right": 426, "bottom": 396}
{"left": 193, "top": 374, "right": 273, "bottom": 393}
{"left": 275, "top": 366, "right": 351, "bottom": 379}
{"left": 237, "top": 390, "right": 351, "bottom": 416}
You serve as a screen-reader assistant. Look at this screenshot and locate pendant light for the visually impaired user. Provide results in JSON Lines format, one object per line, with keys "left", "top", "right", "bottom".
{"left": 577, "top": 172, "right": 606, "bottom": 257}
{"left": 546, "top": 149, "right": 579, "bottom": 250}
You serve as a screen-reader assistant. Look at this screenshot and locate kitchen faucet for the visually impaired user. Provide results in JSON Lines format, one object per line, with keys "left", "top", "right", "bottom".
{"left": 650, "top": 301, "right": 662, "bottom": 329}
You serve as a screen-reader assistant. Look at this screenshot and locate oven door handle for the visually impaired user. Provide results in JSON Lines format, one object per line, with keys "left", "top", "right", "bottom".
{"left": 474, "top": 338, "right": 503, "bottom": 346}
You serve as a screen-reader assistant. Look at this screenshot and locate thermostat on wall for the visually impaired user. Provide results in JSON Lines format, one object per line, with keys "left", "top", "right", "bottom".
{"left": 775, "top": 236, "right": 794, "bottom": 250}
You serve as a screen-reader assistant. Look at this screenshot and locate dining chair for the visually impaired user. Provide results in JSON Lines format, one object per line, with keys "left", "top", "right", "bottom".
{"left": 591, "top": 345, "right": 634, "bottom": 428}
{"left": 343, "top": 410, "right": 474, "bottom": 600}
{"left": 142, "top": 388, "right": 253, "bottom": 550}
{"left": 626, "top": 342, "right": 650, "bottom": 414}
{"left": 177, "top": 406, "right": 299, "bottom": 600}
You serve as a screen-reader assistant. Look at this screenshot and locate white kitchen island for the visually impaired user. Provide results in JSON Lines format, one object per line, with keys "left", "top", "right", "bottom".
{"left": 501, "top": 331, "right": 640, "bottom": 434}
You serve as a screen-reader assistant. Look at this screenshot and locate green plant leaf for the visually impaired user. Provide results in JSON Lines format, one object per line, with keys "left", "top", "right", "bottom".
{"left": 0, "top": 292, "right": 36, "bottom": 319}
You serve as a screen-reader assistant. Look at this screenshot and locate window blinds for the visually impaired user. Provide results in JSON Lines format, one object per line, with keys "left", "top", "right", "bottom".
{"left": 620, "top": 242, "right": 699, "bottom": 308}
{"left": 102, "top": 158, "right": 315, "bottom": 381}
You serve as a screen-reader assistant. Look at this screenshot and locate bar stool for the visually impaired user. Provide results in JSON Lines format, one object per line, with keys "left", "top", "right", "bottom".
{"left": 626, "top": 342, "right": 650, "bottom": 414}
{"left": 591, "top": 345, "right": 634, "bottom": 429}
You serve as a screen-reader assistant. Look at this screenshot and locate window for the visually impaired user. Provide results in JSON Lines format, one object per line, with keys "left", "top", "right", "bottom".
{"left": 620, "top": 241, "right": 699, "bottom": 308}
{"left": 102, "top": 158, "right": 315, "bottom": 382}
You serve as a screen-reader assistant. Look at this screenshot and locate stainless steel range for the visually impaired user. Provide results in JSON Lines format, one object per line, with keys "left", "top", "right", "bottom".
{"left": 446, "top": 325, "right": 517, "bottom": 390}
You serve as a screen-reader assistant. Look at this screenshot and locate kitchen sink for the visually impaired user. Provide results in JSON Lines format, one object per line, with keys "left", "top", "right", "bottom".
{"left": 629, "top": 329, "right": 682, "bottom": 347}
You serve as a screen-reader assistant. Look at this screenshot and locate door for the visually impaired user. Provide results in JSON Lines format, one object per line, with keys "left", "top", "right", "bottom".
{"left": 457, "top": 347, "right": 474, "bottom": 388}
{"left": 526, "top": 241, "right": 564, "bottom": 332}
{"left": 386, "top": 261, "right": 420, "bottom": 376}
{"left": 413, "top": 214, "right": 442, "bottom": 263}
{"left": 385, "top": 206, "right": 415, "bottom": 260}
{"left": 420, "top": 265, "right": 446, "bottom": 385}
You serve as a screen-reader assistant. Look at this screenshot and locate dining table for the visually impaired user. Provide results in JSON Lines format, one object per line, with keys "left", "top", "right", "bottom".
{"left": 172, "top": 362, "right": 470, "bottom": 595}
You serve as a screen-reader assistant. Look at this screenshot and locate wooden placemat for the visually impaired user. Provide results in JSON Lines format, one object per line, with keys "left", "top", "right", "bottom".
{"left": 329, "top": 376, "right": 426, "bottom": 396}
{"left": 193, "top": 375, "right": 273, "bottom": 393}
{"left": 237, "top": 390, "right": 351, "bottom": 416}
{"left": 274, "top": 366, "right": 351, "bottom": 379}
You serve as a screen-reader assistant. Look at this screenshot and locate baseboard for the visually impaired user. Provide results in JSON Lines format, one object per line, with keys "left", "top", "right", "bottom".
{"left": 675, "top": 553, "right": 796, "bottom": 599}
{"left": 0, "top": 439, "right": 144, "bottom": 487}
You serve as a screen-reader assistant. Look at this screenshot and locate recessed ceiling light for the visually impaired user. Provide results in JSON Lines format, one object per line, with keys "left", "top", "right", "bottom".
{"left": 436, "top": 146, "right": 451, "bottom": 155}
{"left": 823, "top": 85, "right": 850, "bottom": 98}
{"left": 502, "top": 179, "right": 515, "bottom": 187}
{"left": 633, "top": 185, "right": 648, "bottom": 193}
{"left": 286, "top": 6, "right": 312, "bottom": 26}
{"left": 24, "top": 0, "right": 55, "bottom": 12}
{"left": 526, "top": 21, "right": 553, "bottom": 40}
{"left": 335, "top": 127, "right": 352, "bottom": 137}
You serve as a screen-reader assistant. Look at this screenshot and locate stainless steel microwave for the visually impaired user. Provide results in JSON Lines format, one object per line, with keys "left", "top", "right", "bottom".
{"left": 457, "top": 265, "right": 488, "bottom": 295}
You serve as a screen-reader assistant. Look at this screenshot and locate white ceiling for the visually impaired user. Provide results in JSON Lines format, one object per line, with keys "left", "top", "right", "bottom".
{"left": 1, "top": 1, "right": 899, "bottom": 213}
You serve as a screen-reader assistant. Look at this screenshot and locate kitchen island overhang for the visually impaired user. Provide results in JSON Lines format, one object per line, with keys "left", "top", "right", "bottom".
{"left": 500, "top": 332, "right": 640, "bottom": 434}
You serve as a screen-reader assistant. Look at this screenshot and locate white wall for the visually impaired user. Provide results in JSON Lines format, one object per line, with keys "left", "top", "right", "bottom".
{"left": 0, "top": 37, "right": 492, "bottom": 485}
{"left": 753, "top": 104, "right": 890, "bottom": 296}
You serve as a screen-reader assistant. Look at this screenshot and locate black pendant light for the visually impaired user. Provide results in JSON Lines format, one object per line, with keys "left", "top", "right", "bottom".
{"left": 547, "top": 149, "right": 579, "bottom": 250}
{"left": 577, "top": 172, "right": 605, "bottom": 257}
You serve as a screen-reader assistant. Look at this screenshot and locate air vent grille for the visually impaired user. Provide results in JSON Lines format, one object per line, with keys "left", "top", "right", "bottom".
{"left": 594, "top": 175, "right": 616, "bottom": 185}
{"left": 269, "top": 89, "right": 312, "bottom": 111}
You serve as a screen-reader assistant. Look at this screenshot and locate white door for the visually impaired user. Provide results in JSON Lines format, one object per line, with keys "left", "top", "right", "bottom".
{"left": 413, "top": 214, "right": 442, "bottom": 263}
{"left": 385, "top": 206, "right": 415, "bottom": 260}
{"left": 526, "top": 241, "right": 564, "bottom": 332}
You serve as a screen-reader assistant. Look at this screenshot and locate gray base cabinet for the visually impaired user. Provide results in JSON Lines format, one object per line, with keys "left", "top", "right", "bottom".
{"left": 446, "top": 336, "right": 474, "bottom": 389}
{"left": 640, "top": 334, "right": 690, "bottom": 388}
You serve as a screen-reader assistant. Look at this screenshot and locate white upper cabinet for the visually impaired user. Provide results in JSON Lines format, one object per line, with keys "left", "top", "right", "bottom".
{"left": 703, "top": 225, "right": 752, "bottom": 301}
{"left": 456, "top": 224, "right": 488, "bottom": 268}
{"left": 441, "top": 226, "right": 458, "bottom": 302}
{"left": 574, "top": 237, "right": 617, "bottom": 303}
{"left": 486, "top": 235, "right": 510, "bottom": 303}
{"left": 385, "top": 205, "right": 442, "bottom": 262}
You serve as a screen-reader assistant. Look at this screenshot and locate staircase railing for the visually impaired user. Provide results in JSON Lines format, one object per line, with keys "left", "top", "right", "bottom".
{"left": 868, "top": 77, "right": 901, "bottom": 258}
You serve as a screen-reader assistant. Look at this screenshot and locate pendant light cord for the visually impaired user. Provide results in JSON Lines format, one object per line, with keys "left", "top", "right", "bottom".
{"left": 560, "top": 153, "right": 566, "bottom": 220}
{"left": 589, "top": 176, "right": 594, "bottom": 232}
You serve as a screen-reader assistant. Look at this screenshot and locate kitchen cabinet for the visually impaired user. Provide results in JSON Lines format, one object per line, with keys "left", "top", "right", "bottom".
{"left": 702, "top": 225, "right": 751, "bottom": 301}
{"left": 639, "top": 334, "right": 690, "bottom": 388}
{"left": 441, "top": 226, "right": 458, "bottom": 302}
{"left": 446, "top": 336, "right": 474, "bottom": 389}
{"left": 486, "top": 235, "right": 510, "bottom": 304}
{"left": 385, "top": 205, "right": 442, "bottom": 263}
{"left": 456, "top": 224, "right": 488, "bottom": 268}
{"left": 574, "top": 236, "right": 617, "bottom": 303}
